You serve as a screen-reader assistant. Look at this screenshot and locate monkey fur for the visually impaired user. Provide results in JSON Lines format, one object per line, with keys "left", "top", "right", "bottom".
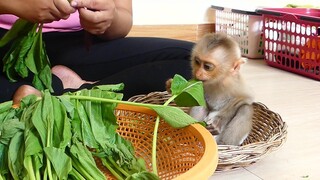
{"left": 167, "top": 32, "right": 254, "bottom": 145}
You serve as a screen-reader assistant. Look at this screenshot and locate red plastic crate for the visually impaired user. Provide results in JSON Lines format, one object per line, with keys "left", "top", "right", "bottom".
{"left": 257, "top": 8, "right": 320, "bottom": 80}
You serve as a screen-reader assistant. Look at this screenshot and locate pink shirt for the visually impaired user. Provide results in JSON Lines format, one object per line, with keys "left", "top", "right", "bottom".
{"left": 0, "top": 12, "right": 82, "bottom": 32}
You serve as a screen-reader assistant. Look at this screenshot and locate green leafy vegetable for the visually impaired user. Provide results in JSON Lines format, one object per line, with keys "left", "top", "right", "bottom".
{"left": 43, "top": 147, "right": 72, "bottom": 179}
{"left": 0, "top": 75, "right": 205, "bottom": 179}
{"left": 8, "top": 131, "right": 24, "bottom": 180}
{"left": 170, "top": 74, "right": 206, "bottom": 107}
{"left": 69, "top": 140, "right": 105, "bottom": 180}
{"left": 66, "top": 94, "right": 197, "bottom": 128}
{"left": 0, "top": 19, "right": 34, "bottom": 47}
{"left": 0, "top": 19, "right": 52, "bottom": 92}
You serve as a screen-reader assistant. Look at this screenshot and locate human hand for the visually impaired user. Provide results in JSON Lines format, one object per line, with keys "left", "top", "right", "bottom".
{"left": 9, "top": 0, "right": 76, "bottom": 23}
{"left": 70, "top": 0, "right": 116, "bottom": 35}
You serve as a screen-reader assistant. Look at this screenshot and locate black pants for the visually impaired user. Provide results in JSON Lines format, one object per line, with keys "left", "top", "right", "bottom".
{"left": 0, "top": 29, "right": 194, "bottom": 102}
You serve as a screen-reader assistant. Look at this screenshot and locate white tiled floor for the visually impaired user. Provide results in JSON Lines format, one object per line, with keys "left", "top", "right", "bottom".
{"left": 209, "top": 59, "right": 320, "bottom": 180}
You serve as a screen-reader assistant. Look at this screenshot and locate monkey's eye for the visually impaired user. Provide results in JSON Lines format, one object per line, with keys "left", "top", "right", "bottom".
{"left": 204, "top": 63, "right": 215, "bottom": 71}
{"left": 194, "top": 58, "right": 201, "bottom": 66}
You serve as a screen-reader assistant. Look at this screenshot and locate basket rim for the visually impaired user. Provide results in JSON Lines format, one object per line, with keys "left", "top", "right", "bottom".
{"left": 116, "top": 104, "right": 219, "bottom": 179}
{"left": 174, "top": 123, "right": 218, "bottom": 180}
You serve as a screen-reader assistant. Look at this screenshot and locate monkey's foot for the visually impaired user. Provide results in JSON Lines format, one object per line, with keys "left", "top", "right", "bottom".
{"left": 51, "top": 65, "right": 95, "bottom": 89}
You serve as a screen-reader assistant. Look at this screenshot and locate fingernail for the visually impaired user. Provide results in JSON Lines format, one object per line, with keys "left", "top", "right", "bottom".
{"left": 70, "top": 1, "right": 78, "bottom": 7}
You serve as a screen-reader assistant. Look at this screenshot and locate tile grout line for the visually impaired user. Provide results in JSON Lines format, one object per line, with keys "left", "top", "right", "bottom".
{"left": 244, "top": 167, "right": 264, "bottom": 180}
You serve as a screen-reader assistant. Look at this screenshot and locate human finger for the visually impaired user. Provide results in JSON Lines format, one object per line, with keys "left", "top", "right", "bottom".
{"left": 70, "top": 0, "right": 112, "bottom": 10}
{"left": 48, "top": 0, "right": 75, "bottom": 20}
{"left": 78, "top": 8, "right": 110, "bottom": 34}
{"left": 54, "top": 0, "right": 76, "bottom": 15}
{"left": 78, "top": 7, "right": 107, "bottom": 24}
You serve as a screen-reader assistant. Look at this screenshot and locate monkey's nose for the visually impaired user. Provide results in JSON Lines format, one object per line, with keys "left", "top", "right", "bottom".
{"left": 196, "top": 75, "right": 206, "bottom": 82}
{"left": 195, "top": 74, "right": 203, "bottom": 81}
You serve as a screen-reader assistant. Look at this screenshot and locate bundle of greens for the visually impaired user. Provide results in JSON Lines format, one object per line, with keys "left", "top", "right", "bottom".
{"left": 0, "top": 75, "right": 205, "bottom": 180}
{"left": 0, "top": 19, "right": 52, "bottom": 92}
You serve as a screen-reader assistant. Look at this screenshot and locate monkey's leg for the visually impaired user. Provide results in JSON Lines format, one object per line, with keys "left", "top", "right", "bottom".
{"left": 216, "top": 104, "right": 253, "bottom": 145}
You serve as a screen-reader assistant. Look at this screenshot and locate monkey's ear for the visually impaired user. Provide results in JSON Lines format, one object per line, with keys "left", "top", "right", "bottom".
{"left": 231, "top": 58, "right": 246, "bottom": 75}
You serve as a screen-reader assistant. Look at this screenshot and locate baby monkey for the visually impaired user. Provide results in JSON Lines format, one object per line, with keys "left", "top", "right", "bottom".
{"left": 168, "top": 33, "right": 254, "bottom": 145}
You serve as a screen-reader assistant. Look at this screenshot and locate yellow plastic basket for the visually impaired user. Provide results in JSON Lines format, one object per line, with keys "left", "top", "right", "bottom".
{"left": 97, "top": 104, "right": 219, "bottom": 179}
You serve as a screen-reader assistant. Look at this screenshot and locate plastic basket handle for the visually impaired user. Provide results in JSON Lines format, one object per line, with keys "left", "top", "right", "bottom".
{"left": 256, "top": 8, "right": 320, "bottom": 23}
{"left": 211, "top": 5, "right": 224, "bottom": 11}
{"left": 211, "top": 5, "right": 260, "bottom": 15}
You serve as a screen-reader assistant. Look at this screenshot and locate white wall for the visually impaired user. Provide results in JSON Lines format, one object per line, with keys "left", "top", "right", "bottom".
{"left": 132, "top": 0, "right": 214, "bottom": 25}
{"left": 132, "top": 0, "right": 320, "bottom": 25}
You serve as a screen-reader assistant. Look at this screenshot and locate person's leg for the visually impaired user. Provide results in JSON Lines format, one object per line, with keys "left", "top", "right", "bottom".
{"left": 51, "top": 65, "right": 95, "bottom": 89}
{"left": 1, "top": 29, "right": 194, "bottom": 101}
{"left": 0, "top": 73, "right": 64, "bottom": 103}
{"left": 73, "top": 37, "right": 194, "bottom": 81}
{"left": 83, "top": 59, "right": 191, "bottom": 99}
{"left": 43, "top": 34, "right": 194, "bottom": 98}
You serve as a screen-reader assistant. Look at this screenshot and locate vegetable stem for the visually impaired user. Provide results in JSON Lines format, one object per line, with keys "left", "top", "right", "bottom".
{"left": 70, "top": 169, "right": 86, "bottom": 180}
{"left": 46, "top": 110, "right": 53, "bottom": 180}
{"left": 152, "top": 94, "right": 177, "bottom": 175}
{"left": 101, "top": 158, "right": 124, "bottom": 180}
{"left": 164, "top": 95, "right": 177, "bottom": 106}
{"left": 72, "top": 159, "right": 94, "bottom": 180}
{"left": 151, "top": 116, "right": 160, "bottom": 175}
{"left": 43, "top": 167, "right": 48, "bottom": 180}
{"left": 25, "top": 156, "right": 36, "bottom": 180}
{"left": 35, "top": 168, "right": 41, "bottom": 180}
{"left": 107, "top": 156, "right": 130, "bottom": 177}
{"left": 68, "top": 95, "right": 166, "bottom": 109}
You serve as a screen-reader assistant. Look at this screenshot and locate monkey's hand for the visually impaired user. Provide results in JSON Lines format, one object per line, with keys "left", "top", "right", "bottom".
{"left": 204, "top": 111, "right": 221, "bottom": 135}
{"left": 165, "top": 78, "right": 173, "bottom": 93}
{"left": 206, "top": 124, "right": 220, "bottom": 136}
{"left": 188, "top": 106, "right": 208, "bottom": 121}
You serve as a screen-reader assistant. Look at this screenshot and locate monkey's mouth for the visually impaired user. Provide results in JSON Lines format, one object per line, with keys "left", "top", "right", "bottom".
{"left": 198, "top": 79, "right": 207, "bottom": 83}
{"left": 194, "top": 78, "right": 206, "bottom": 82}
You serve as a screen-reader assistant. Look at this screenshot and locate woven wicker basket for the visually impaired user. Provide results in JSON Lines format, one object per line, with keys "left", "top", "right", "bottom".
{"left": 97, "top": 104, "right": 218, "bottom": 179}
{"left": 128, "top": 91, "right": 288, "bottom": 172}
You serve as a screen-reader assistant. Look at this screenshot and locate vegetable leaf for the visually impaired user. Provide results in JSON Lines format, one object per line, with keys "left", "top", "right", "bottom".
{"left": 93, "top": 83, "right": 125, "bottom": 91}
{"left": 151, "top": 106, "right": 197, "bottom": 128}
{"left": 8, "top": 131, "right": 24, "bottom": 180}
{"left": 0, "top": 19, "right": 53, "bottom": 92}
{"left": 72, "top": 97, "right": 99, "bottom": 148}
{"left": 0, "top": 119, "right": 24, "bottom": 145}
{"left": 170, "top": 74, "right": 206, "bottom": 107}
{"left": 0, "top": 19, "right": 34, "bottom": 47}
{"left": 44, "top": 147, "right": 72, "bottom": 180}
{"left": 51, "top": 96, "right": 72, "bottom": 149}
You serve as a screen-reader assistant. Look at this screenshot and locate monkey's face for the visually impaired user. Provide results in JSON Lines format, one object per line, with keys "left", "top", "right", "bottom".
{"left": 191, "top": 53, "right": 219, "bottom": 82}
{"left": 191, "top": 46, "right": 233, "bottom": 82}
{"left": 191, "top": 36, "right": 240, "bottom": 83}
